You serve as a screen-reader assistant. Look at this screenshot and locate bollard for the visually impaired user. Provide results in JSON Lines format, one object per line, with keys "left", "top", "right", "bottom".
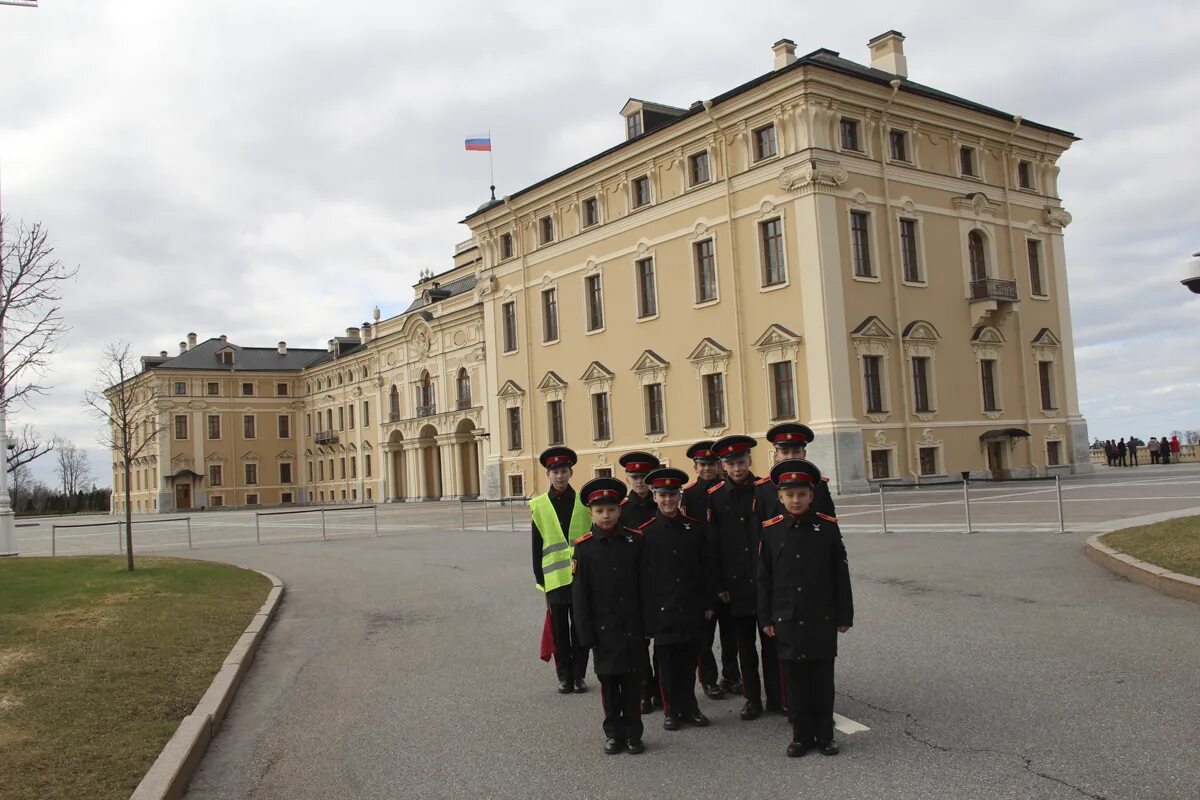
{"left": 878, "top": 485, "right": 891, "bottom": 535}
{"left": 321, "top": 508, "right": 327, "bottom": 541}
{"left": 255, "top": 514, "right": 261, "bottom": 545}
{"left": 51, "top": 525, "right": 57, "bottom": 557}
{"left": 483, "top": 500, "right": 489, "bottom": 532}
{"left": 187, "top": 518, "right": 193, "bottom": 550}
{"left": 459, "top": 499, "right": 466, "bottom": 531}
{"left": 117, "top": 522, "right": 123, "bottom": 554}
{"left": 963, "top": 478, "right": 974, "bottom": 534}
{"left": 373, "top": 505, "right": 380, "bottom": 537}
{"left": 1055, "top": 475, "right": 1065, "bottom": 533}
{"left": 509, "top": 498, "right": 516, "bottom": 531}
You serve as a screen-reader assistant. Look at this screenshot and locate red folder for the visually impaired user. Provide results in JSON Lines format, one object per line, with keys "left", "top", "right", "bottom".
{"left": 539, "top": 609, "right": 556, "bottom": 662}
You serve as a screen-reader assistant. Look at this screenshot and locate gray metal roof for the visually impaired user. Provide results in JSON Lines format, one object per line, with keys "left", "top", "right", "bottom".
{"left": 402, "top": 274, "right": 478, "bottom": 314}
{"left": 146, "top": 338, "right": 328, "bottom": 372}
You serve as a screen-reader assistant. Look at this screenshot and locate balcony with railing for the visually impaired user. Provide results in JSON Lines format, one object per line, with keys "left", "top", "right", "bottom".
{"left": 970, "top": 278, "right": 1019, "bottom": 302}
{"left": 389, "top": 410, "right": 402, "bottom": 423}
{"left": 457, "top": 397, "right": 472, "bottom": 410}
{"left": 416, "top": 404, "right": 436, "bottom": 418}
{"left": 315, "top": 430, "right": 338, "bottom": 445}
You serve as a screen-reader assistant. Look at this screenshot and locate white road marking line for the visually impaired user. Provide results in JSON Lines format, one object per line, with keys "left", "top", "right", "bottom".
{"left": 834, "top": 713, "right": 870, "bottom": 734}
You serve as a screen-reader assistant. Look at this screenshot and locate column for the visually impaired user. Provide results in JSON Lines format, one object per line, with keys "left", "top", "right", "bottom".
{"left": 385, "top": 444, "right": 398, "bottom": 501}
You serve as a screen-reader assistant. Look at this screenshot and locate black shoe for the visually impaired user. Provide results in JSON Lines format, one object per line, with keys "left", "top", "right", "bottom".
{"left": 557, "top": 679, "right": 572, "bottom": 694}
{"left": 688, "top": 711, "right": 710, "bottom": 727}
{"left": 603, "top": 738, "right": 624, "bottom": 755}
{"left": 625, "top": 739, "right": 645, "bottom": 755}
{"left": 719, "top": 678, "right": 743, "bottom": 695}
{"left": 651, "top": 693, "right": 663, "bottom": 708}
{"left": 663, "top": 714, "right": 681, "bottom": 731}
{"left": 817, "top": 740, "right": 840, "bottom": 756}
{"left": 573, "top": 679, "right": 587, "bottom": 693}
{"left": 703, "top": 683, "right": 725, "bottom": 699}
{"left": 739, "top": 701, "right": 763, "bottom": 721}
{"left": 786, "top": 740, "right": 809, "bottom": 758}
{"left": 640, "top": 698, "right": 654, "bottom": 715}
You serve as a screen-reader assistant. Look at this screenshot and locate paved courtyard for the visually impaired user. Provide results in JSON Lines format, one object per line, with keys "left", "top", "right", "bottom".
{"left": 16, "top": 465, "right": 1200, "bottom": 799}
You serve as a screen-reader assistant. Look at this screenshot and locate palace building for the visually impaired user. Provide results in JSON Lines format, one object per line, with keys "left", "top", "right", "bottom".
{"left": 112, "top": 31, "right": 1090, "bottom": 511}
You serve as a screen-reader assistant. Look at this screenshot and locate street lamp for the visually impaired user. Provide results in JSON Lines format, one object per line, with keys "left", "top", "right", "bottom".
{"left": 1183, "top": 251, "right": 1200, "bottom": 295}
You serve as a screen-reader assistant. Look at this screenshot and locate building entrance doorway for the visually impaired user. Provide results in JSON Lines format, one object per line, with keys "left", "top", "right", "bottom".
{"left": 175, "top": 483, "right": 192, "bottom": 510}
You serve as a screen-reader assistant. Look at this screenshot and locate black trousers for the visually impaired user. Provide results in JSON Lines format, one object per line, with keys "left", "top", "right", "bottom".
{"left": 655, "top": 641, "right": 699, "bottom": 718}
{"left": 732, "top": 615, "right": 782, "bottom": 709}
{"left": 1151, "top": 451, "right": 1160, "bottom": 464}
{"left": 698, "top": 603, "right": 741, "bottom": 686}
{"left": 598, "top": 672, "right": 644, "bottom": 742}
{"left": 549, "top": 602, "right": 589, "bottom": 682}
{"left": 783, "top": 659, "right": 836, "bottom": 745}
{"left": 642, "top": 640, "right": 657, "bottom": 703}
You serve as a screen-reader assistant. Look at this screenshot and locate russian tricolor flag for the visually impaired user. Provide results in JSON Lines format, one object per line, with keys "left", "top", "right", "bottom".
{"left": 465, "top": 135, "right": 492, "bottom": 152}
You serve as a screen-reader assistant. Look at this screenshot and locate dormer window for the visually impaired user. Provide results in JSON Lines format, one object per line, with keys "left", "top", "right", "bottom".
{"left": 219, "top": 349, "right": 234, "bottom": 365}
{"left": 626, "top": 112, "right": 643, "bottom": 140}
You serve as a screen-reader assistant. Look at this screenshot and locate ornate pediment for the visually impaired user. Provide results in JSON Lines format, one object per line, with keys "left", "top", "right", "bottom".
{"left": 952, "top": 192, "right": 1001, "bottom": 217}
{"left": 687, "top": 337, "right": 730, "bottom": 362}
{"left": 537, "top": 371, "right": 568, "bottom": 392}
{"left": 1031, "top": 328, "right": 1061, "bottom": 347}
{"left": 752, "top": 324, "right": 802, "bottom": 351}
{"left": 360, "top": 441, "right": 373, "bottom": 451}
{"left": 971, "top": 325, "right": 1006, "bottom": 345}
{"left": 902, "top": 320, "right": 941, "bottom": 341}
{"left": 580, "top": 361, "right": 615, "bottom": 384}
{"left": 276, "top": 450, "right": 295, "bottom": 460}
{"left": 240, "top": 451, "right": 260, "bottom": 462}
{"left": 204, "top": 452, "right": 224, "bottom": 463}
{"left": 497, "top": 379, "right": 525, "bottom": 398}
{"left": 851, "top": 316, "right": 895, "bottom": 340}
{"left": 170, "top": 453, "right": 193, "bottom": 468}
{"left": 631, "top": 350, "right": 669, "bottom": 373}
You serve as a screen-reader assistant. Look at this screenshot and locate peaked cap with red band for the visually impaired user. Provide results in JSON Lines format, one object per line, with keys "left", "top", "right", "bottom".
{"left": 579, "top": 477, "right": 628, "bottom": 507}
{"left": 539, "top": 446, "right": 578, "bottom": 470}
{"left": 686, "top": 440, "right": 718, "bottom": 463}
{"left": 618, "top": 451, "right": 660, "bottom": 475}
{"left": 766, "top": 423, "right": 816, "bottom": 447}
{"left": 645, "top": 467, "right": 689, "bottom": 491}
{"left": 712, "top": 434, "right": 757, "bottom": 461}
{"left": 769, "top": 458, "right": 823, "bottom": 488}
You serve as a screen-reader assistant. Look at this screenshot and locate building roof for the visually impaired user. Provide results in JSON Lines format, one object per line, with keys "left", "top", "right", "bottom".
{"left": 462, "top": 47, "right": 1076, "bottom": 223}
{"left": 401, "top": 274, "right": 478, "bottom": 314}
{"left": 146, "top": 338, "right": 328, "bottom": 373}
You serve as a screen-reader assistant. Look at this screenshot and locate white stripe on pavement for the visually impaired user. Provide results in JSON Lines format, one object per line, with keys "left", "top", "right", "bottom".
{"left": 835, "top": 713, "right": 870, "bottom": 734}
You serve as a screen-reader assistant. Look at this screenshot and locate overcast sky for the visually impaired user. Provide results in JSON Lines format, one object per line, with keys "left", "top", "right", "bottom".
{"left": 1, "top": 0, "right": 1196, "bottom": 489}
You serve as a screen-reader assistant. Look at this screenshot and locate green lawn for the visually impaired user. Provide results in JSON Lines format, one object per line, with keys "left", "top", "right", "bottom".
{"left": 0, "top": 556, "right": 270, "bottom": 800}
{"left": 1101, "top": 515, "right": 1200, "bottom": 579}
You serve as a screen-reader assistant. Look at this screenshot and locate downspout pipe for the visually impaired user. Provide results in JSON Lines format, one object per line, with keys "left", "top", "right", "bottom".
{"left": 502, "top": 196, "right": 540, "bottom": 488}
{"left": 1000, "top": 116, "right": 1035, "bottom": 473}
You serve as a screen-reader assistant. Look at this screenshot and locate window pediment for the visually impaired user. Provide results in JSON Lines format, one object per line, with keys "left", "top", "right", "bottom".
{"left": 497, "top": 379, "right": 525, "bottom": 399}
{"left": 687, "top": 337, "right": 730, "bottom": 363}
{"left": 851, "top": 316, "right": 895, "bottom": 340}
{"left": 580, "top": 361, "right": 615, "bottom": 384}
{"left": 537, "top": 371, "right": 568, "bottom": 392}
{"left": 276, "top": 450, "right": 295, "bottom": 461}
{"left": 902, "top": 320, "right": 941, "bottom": 341}
{"left": 971, "top": 325, "right": 1006, "bottom": 345}
{"left": 631, "top": 350, "right": 669, "bottom": 373}
{"left": 1031, "top": 328, "right": 1060, "bottom": 347}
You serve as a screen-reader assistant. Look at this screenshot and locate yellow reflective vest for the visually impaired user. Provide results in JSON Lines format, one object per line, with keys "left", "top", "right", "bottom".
{"left": 530, "top": 490, "right": 590, "bottom": 593}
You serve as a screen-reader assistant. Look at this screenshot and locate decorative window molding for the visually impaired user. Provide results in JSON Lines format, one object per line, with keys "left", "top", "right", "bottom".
{"left": 688, "top": 338, "right": 731, "bottom": 437}
{"left": 632, "top": 350, "right": 669, "bottom": 441}
{"left": 752, "top": 323, "right": 802, "bottom": 365}
{"left": 1032, "top": 329, "right": 1061, "bottom": 418}
{"left": 755, "top": 201, "right": 789, "bottom": 290}
{"left": 851, "top": 316, "right": 894, "bottom": 423}
{"left": 536, "top": 371, "right": 568, "bottom": 402}
{"left": 866, "top": 430, "right": 898, "bottom": 481}
{"left": 580, "top": 361, "right": 615, "bottom": 395}
{"left": 1031, "top": 328, "right": 1061, "bottom": 363}
{"left": 971, "top": 325, "right": 1006, "bottom": 420}
{"left": 903, "top": 320, "right": 941, "bottom": 422}
{"left": 915, "top": 428, "right": 946, "bottom": 477}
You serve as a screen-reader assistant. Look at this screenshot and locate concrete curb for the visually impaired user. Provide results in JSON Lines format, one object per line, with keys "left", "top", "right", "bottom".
{"left": 1085, "top": 534, "right": 1200, "bottom": 604}
{"left": 130, "top": 569, "right": 285, "bottom": 800}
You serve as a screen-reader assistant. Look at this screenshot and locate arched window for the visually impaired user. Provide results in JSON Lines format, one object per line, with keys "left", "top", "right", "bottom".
{"left": 337, "top": 373, "right": 343, "bottom": 386}
{"left": 968, "top": 230, "right": 987, "bottom": 282}
{"left": 457, "top": 368, "right": 471, "bottom": 408}
{"left": 389, "top": 385, "right": 400, "bottom": 419}
{"left": 362, "top": 366, "right": 369, "bottom": 380}
{"left": 418, "top": 371, "right": 436, "bottom": 416}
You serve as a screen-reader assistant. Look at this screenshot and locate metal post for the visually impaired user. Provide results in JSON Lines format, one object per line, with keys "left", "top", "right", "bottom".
{"left": 483, "top": 500, "right": 489, "bottom": 532}
{"left": 255, "top": 513, "right": 261, "bottom": 545}
{"left": 963, "top": 479, "right": 974, "bottom": 534}
{"left": 459, "top": 499, "right": 466, "bottom": 531}
{"left": 509, "top": 497, "right": 516, "bottom": 531}
{"left": 373, "top": 505, "right": 379, "bottom": 537}
{"left": 878, "top": 485, "right": 890, "bottom": 535}
{"left": 186, "top": 518, "right": 193, "bottom": 550}
{"left": 51, "top": 525, "right": 56, "bottom": 557}
{"left": 117, "top": 521, "right": 123, "bottom": 553}
{"left": 321, "top": 508, "right": 327, "bottom": 541}
{"left": 1055, "top": 475, "right": 1065, "bottom": 533}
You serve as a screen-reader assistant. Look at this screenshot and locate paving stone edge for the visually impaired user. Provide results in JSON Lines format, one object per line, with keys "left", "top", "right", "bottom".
{"left": 129, "top": 569, "right": 285, "bottom": 800}
{"left": 1085, "top": 534, "right": 1200, "bottom": 604}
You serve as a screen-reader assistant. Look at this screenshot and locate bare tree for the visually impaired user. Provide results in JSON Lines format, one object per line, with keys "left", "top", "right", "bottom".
{"left": 83, "top": 342, "right": 164, "bottom": 571}
{"left": 1187, "top": 430, "right": 1199, "bottom": 446}
{"left": 6, "top": 422, "right": 52, "bottom": 474}
{"left": 52, "top": 436, "right": 94, "bottom": 496}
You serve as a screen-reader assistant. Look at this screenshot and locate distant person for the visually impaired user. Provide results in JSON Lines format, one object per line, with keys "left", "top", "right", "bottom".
{"left": 1170, "top": 435, "right": 1182, "bottom": 462}
{"left": 1128, "top": 438, "right": 1139, "bottom": 467}
{"left": 1117, "top": 438, "right": 1127, "bottom": 467}
{"left": 1161, "top": 434, "right": 1172, "bottom": 465}
{"left": 1148, "top": 437, "right": 1160, "bottom": 465}
{"left": 1106, "top": 440, "right": 1117, "bottom": 467}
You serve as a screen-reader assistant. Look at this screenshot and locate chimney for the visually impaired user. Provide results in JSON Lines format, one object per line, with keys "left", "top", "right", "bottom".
{"left": 219, "top": 334, "right": 227, "bottom": 342}
{"left": 772, "top": 38, "right": 797, "bottom": 70}
{"left": 278, "top": 341, "right": 287, "bottom": 355}
{"left": 346, "top": 326, "right": 360, "bottom": 339}
{"left": 160, "top": 350, "right": 168, "bottom": 358}
{"left": 328, "top": 338, "right": 336, "bottom": 352}
{"left": 187, "top": 332, "right": 198, "bottom": 349}
{"left": 360, "top": 322, "right": 371, "bottom": 342}
{"left": 179, "top": 341, "right": 187, "bottom": 354}
{"left": 868, "top": 30, "right": 907, "bottom": 78}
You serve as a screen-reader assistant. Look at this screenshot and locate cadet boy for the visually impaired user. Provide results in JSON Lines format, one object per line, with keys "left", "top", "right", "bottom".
{"left": 572, "top": 477, "right": 649, "bottom": 755}
{"left": 765, "top": 423, "right": 837, "bottom": 518}
{"left": 639, "top": 467, "right": 713, "bottom": 730}
{"left": 758, "top": 459, "right": 854, "bottom": 757}
{"left": 530, "top": 446, "right": 591, "bottom": 694}
{"left": 683, "top": 440, "right": 738, "bottom": 699}
{"left": 618, "top": 450, "right": 661, "bottom": 712}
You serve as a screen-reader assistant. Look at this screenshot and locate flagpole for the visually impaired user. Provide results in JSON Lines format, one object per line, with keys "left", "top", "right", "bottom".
{"left": 488, "top": 129, "right": 495, "bottom": 192}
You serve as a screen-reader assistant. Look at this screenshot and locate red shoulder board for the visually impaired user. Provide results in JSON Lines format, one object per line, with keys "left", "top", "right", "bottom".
{"left": 619, "top": 497, "right": 629, "bottom": 506}
{"left": 762, "top": 514, "right": 785, "bottom": 527}
{"left": 816, "top": 512, "right": 838, "bottom": 523}
{"left": 624, "top": 526, "right": 644, "bottom": 536}
{"left": 754, "top": 476, "right": 771, "bottom": 486}
{"left": 636, "top": 517, "right": 655, "bottom": 530}
{"left": 821, "top": 476, "right": 830, "bottom": 483}
{"left": 707, "top": 480, "right": 726, "bottom": 494}
{"left": 683, "top": 480, "right": 697, "bottom": 490}
{"left": 574, "top": 532, "right": 593, "bottom": 544}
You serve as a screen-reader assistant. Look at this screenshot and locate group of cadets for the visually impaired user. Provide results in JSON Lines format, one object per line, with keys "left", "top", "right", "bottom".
{"left": 530, "top": 423, "right": 854, "bottom": 758}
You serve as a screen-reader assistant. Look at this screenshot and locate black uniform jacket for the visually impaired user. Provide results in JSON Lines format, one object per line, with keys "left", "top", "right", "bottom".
{"left": 706, "top": 475, "right": 778, "bottom": 617}
{"left": 639, "top": 512, "right": 713, "bottom": 645}
{"left": 681, "top": 476, "right": 718, "bottom": 520}
{"left": 572, "top": 524, "right": 650, "bottom": 675}
{"left": 753, "top": 476, "right": 837, "bottom": 526}
{"left": 531, "top": 485, "right": 579, "bottom": 605}
{"left": 618, "top": 490, "right": 656, "bottom": 529}
{"left": 756, "top": 510, "right": 853, "bottom": 662}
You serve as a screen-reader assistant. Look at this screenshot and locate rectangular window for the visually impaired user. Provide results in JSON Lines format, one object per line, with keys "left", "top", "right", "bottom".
{"left": 870, "top": 450, "right": 892, "bottom": 480}
{"left": 508, "top": 474, "right": 525, "bottom": 498}
{"left": 594, "top": 467, "right": 613, "bottom": 479}
{"left": 694, "top": 238, "right": 717, "bottom": 302}
{"left": 242, "top": 381, "right": 255, "bottom": 396}
{"left": 760, "top": 218, "right": 786, "bottom": 286}
{"left": 703, "top": 373, "right": 726, "bottom": 428}
{"left": 305, "top": 413, "right": 312, "bottom": 437}
{"left": 502, "top": 301, "right": 518, "bottom": 352}
{"left": 863, "top": 356, "right": 884, "bottom": 414}
{"left": 339, "top": 458, "right": 346, "bottom": 480}
{"left": 981, "top": 359, "right": 999, "bottom": 412}
{"left": 507, "top": 407, "right": 522, "bottom": 451}
{"left": 688, "top": 151, "right": 710, "bottom": 185}
{"left": 173, "top": 381, "right": 186, "bottom": 396}
{"left": 899, "top": 218, "right": 921, "bottom": 282}
{"left": 207, "top": 415, "right": 221, "bottom": 440}
{"left": 1047, "top": 441, "right": 1062, "bottom": 466}
{"left": 585, "top": 274, "right": 604, "bottom": 331}
{"left": 1039, "top": 361, "right": 1055, "bottom": 410}
{"left": 912, "top": 356, "right": 932, "bottom": 413}
{"left": 960, "top": 146, "right": 977, "bottom": 177}
{"left": 280, "top": 462, "right": 293, "bottom": 484}
{"left": 919, "top": 447, "right": 939, "bottom": 476}
{"left": 593, "top": 392, "right": 612, "bottom": 440}
{"left": 539, "top": 216, "right": 554, "bottom": 245}
{"left": 851, "top": 211, "right": 873, "bottom": 278}
{"left": 276, "top": 382, "right": 289, "bottom": 396}
{"left": 174, "top": 414, "right": 188, "bottom": 440}
{"left": 243, "top": 414, "right": 256, "bottom": 439}
{"left": 362, "top": 400, "right": 370, "bottom": 428}
{"left": 364, "top": 453, "right": 372, "bottom": 477}
{"left": 582, "top": 197, "right": 599, "bottom": 228}
{"left": 547, "top": 400, "right": 565, "bottom": 446}
{"left": 770, "top": 361, "right": 796, "bottom": 420}
{"left": 541, "top": 288, "right": 559, "bottom": 342}
{"left": 318, "top": 460, "right": 325, "bottom": 481}
{"left": 245, "top": 463, "right": 258, "bottom": 485}
{"left": 626, "top": 112, "right": 643, "bottom": 139}
{"left": 632, "top": 175, "right": 651, "bottom": 208}
{"left": 281, "top": 492, "right": 294, "bottom": 504}
{"left": 1027, "top": 240, "right": 1045, "bottom": 296}
{"left": 348, "top": 404, "right": 355, "bottom": 429}
{"left": 888, "top": 129, "right": 908, "bottom": 161}
{"left": 644, "top": 383, "right": 665, "bottom": 435}
{"left": 211, "top": 495, "right": 224, "bottom": 508}
{"left": 840, "top": 118, "right": 861, "bottom": 151}
{"left": 337, "top": 406, "right": 345, "bottom": 431}
{"left": 278, "top": 415, "right": 290, "bottom": 438}
{"left": 636, "top": 258, "right": 657, "bottom": 318}
{"left": 1018, "top": 160, "right": 1034, "bottom": 189}
{"left": 500, "top": 232, "right": 513, "bottom": 260}
{"left": 209, "top": 464, "right": 223, "bottom": 487}
{"left": 206, "top": 381, "right": 219, "bottom": 396}
{"left": 246, "top": 494, "right": 259, "bottom": 506}
{"left": 753, "top": 124, "right": 777, "bottom": 161}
